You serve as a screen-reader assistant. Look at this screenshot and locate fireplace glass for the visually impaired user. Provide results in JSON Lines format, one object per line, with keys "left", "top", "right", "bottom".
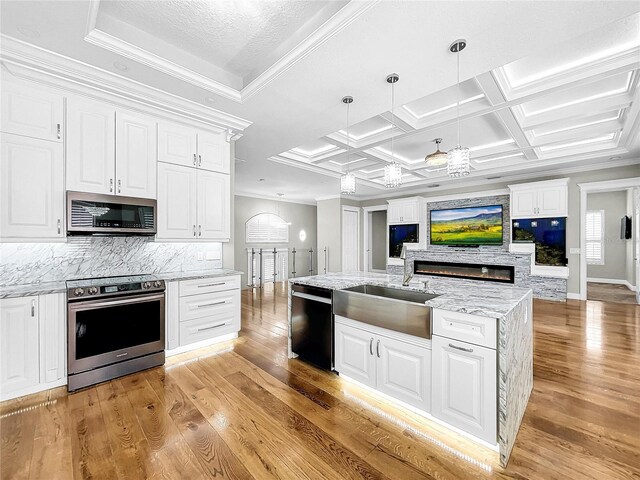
{"left": 512, "top": 217, "right": 567, "bottom": 266}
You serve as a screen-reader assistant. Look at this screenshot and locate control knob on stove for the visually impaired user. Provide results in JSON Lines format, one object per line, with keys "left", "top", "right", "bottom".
{"left": 88, "top": 287, "right": 99, "bottom": 295}
{"left": 142, "top": 282, "right": 151, "bottom": 289}
{"left": 73, "top": 287, "right": 84, "bottom": 297}
{"left": 153, "top": 281, "right": 162, "bottom": 288}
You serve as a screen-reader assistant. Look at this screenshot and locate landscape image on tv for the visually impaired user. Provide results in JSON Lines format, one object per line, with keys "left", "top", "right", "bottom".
{"left": 430, "top": 205, "right": 503, "bottom": 245}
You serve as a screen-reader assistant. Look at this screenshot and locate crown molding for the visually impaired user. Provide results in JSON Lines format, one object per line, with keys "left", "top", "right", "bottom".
{"left": 0, "top": 34, "right": 252, "bottom": 132}
{"left": 83, "top": 0, "right": 378, "bottom": 103}
{"left": 234, "top": 192, "right": 317, "bottom": 206}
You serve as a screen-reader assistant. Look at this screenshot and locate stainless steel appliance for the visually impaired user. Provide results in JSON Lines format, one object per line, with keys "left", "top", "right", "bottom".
{"left": 67, "top": 191, "right": 156, "bottom": 235}
{"left": 291, "top": 284, "right": 333, "bottom": 370}
{"left": 67, "top": 275, "right": 165, "bottom": 391}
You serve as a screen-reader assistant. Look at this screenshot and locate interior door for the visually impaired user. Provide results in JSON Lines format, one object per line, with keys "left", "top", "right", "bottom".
{"left": 157, "top": 163, "right": 197, "bottom": 239}
{"left": 342, "top": 207, "right": 359, "bottom": 272}
{"left": 116, "top": 111, "right": 157, "bottom": 199}
{"left": 66, "top": 98, "right": 115, "bottom": 194}
{"left": 197, "top": 170, "right": 230, "bottom": 240}
{"left": 1, "top": 133, "right": 64, "bottom": 238}
{"left": 634, "top": 188, "right": 640, "bottom": 303}
{"left": 197, "top": 130, "right": 230, "bottom": 174}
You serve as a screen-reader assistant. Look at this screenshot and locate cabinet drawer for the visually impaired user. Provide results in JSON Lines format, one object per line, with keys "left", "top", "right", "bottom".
{"left": 179, "top": 276, "right": 239, "bottom": 296}
{"left": 433, "top": 309, "right": 496, "bottom": 349}
{"left": 179, "top": 290, "right": 239, "bottom": 322}
{"left": 179, "top": 312, "right": 239, "bottom": 346}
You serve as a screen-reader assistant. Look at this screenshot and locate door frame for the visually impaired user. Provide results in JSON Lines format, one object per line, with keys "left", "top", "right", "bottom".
{"left": 578, "top": 177, "right": 640, "bottom": 300}
{"left": 362, "top": 205, "right": 388, "bottom": 273}
{"left": 341, "top": 205, "right": 361, "bottom": 272}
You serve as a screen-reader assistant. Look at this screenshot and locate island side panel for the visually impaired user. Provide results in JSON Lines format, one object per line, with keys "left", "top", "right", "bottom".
{"left": 288, "top": 283, "right": 295, "bottom": 358}
{"left": 498, "top": 291, "right": 534, "bottom": 466}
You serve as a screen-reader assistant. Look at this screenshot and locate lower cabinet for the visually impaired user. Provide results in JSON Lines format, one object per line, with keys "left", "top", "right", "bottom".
{"left": 335, "top": 316, "right": 431, "bottom": 413}
{"left": 166, "top": 275, "right": 241, "bottom": 353}
{"left": 431, "top": 334, "right": 497, "bottom": 444}
{"left": 0, "top": 293, "right": 66, "bottom": 401}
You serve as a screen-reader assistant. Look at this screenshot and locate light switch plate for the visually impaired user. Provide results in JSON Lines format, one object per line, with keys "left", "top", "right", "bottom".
{"left": 569, "top": 248, "right": 580, "bottom": 255}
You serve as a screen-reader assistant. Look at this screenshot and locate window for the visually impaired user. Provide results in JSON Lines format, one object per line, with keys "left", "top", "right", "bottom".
{"left": 245, "top": 213, "right": 289, "bottom": 244}
{"left": 585, "top": 210, "right": 604, "bottom": 265}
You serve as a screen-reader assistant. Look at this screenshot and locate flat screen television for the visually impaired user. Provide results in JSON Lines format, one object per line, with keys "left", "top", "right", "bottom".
{"left": 430, "top": 205, "right": 503, "bottom": 246}
{"left": 389, "top": 224, "right": 419, "bottom": 258}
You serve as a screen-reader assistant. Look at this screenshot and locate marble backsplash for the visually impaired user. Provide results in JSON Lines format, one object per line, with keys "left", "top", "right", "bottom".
{"left": 0, "top": 237, "right": 223, "bottom": 286}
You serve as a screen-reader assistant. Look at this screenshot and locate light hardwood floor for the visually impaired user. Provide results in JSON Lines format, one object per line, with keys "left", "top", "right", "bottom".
{"left": 1, "top": 282, "right": 639, "bottom": 479}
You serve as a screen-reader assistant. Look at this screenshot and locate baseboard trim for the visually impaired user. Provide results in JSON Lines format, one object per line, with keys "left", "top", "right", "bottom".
{"left": 587, "top": 277, "right": 636, "bottom": 290}
{"left": 566, "top": 292, "right": 582, "bottom": 300}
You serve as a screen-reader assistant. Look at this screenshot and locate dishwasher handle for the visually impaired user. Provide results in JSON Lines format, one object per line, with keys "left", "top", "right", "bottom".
{"left": 292, "top": 291, "right": 332, "bottom": 305}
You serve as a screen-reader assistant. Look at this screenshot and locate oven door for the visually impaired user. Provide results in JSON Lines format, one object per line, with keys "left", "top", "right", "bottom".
{"left": 68, "top": 292, "right": 165, "bottom": 375}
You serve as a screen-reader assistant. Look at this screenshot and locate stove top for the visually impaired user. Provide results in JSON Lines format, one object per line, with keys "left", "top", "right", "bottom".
{"left": 67, "top": 274, "right": 165, "bottom": 301}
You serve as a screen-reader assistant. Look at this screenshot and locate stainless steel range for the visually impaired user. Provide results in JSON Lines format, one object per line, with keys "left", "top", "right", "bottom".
{"left": 66, "top": 275, "right": 166, "bottom": 391}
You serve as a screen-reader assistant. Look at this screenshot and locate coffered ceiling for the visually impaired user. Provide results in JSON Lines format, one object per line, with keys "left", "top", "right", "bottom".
{"left": 271, "top": 15, "right": 640, "bottom": 196}
{"left": 1, "top": 1, "right": 639, "bottom": 203}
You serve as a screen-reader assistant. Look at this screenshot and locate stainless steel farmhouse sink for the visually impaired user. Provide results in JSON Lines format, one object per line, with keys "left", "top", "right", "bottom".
{"left": 333, "top": 285, "right": 440, "bottom": 339}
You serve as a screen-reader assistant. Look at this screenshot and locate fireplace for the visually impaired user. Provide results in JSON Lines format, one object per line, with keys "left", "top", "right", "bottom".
{"left": 413, "top": 260, "right": 515, "bottom": 284}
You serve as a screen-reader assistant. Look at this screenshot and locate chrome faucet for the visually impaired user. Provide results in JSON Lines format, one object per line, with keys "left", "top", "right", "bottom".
{"left": 400, "top": 245, "right": 412, "bottom": 286}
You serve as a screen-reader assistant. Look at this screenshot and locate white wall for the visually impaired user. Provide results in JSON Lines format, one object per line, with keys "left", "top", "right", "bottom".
{"left": 587, "top": 191, "right": 628, "bottom": 281}
{"left": 371, "top": 210, "right": 387, "bottom": 270}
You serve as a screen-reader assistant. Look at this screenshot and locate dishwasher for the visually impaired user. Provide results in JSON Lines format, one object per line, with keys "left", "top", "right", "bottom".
{"left": 291, "top": 284, "right": 333, "bottom": 370}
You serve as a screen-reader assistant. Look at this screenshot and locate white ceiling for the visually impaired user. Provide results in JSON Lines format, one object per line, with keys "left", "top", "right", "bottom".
{"left": 1, "top": 1, "right": 639, "bottom": 203}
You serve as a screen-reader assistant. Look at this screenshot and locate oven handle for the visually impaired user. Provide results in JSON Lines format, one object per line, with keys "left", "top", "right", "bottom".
{"left": 68, "top": 292, "right": 165, "bottom": 310}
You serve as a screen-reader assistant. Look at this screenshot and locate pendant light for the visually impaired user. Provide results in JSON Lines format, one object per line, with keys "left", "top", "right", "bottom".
{"left": 425, "top": 138, "right": 448, "bottom": 166}
{"left": 384, "top": 73, "right": 403, "bottom": 188}
{"left": 447, "top": 39, "right": 471, "bottom": 177}
{"left": 340, "top": 96, "right": 356, "bottom": 195}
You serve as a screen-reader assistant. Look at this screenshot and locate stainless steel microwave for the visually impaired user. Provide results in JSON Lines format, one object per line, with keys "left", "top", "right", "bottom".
{"left": 67, "top": 191, "right": 157, "bottom": 235}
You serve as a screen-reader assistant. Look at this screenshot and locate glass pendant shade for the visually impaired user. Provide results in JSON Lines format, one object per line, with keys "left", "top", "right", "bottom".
{"left": 447, "top": 145, "right": 470, "bottom": 177}
{"left": 425, "top": 138, "right": 448, "bottom": 166}
{"left": 384, "top": 162, "right": 403, "bottom": 188}
{"left": 340, "top": 171, "right": 356, "bottom": 195}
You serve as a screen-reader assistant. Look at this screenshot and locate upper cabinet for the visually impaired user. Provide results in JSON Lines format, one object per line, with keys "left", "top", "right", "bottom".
{"left": 67, "top": 98, "right": 157, "bottom": 199}
{"left": 509, "top": 178, "right": 568, "bottom": 219}
{"left": 1, "top": 82, "right": 63, "bottom": 142}
{"left": 158, "top": 121, "right": 230, "bottom": 174}
{"left": 388, "top": 197, "right": 421, "bottom": 224}
{"left": 1, "top": 133, "right": 64, "bottom": 239}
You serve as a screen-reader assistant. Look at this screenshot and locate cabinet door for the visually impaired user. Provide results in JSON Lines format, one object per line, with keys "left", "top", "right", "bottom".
{"left": 402, "top": 202, "right": 419, "bottom": 223}
{"left": 157, "top": 162, "right": 197, "bottom": 239}
{"left": 388, "top": 204, "right": 403, "bottom": 223}
{"left": 39, "top": 293, "right": 65, "bottom": 384}
{"left": 1, "top": 82, "right": 63, "bottom": 142}
{"left": 158, "top": 122, "right": 196, "bottom": 168}
{"left": 377, "top": 335, "right": 431, "bottom": 413}
{"left": 116, "top": 111, "right": 157, "bottom": 198}
{"left": 431, "top": 335, "right": 497, "bottom": 444}
{"left": 537, "top": 186, "right": 567, "bottom": 217}
{"left": 1, "top": 134, "right": 64, "bottom": 238}
{"left": 67, "top": 98, "right": 115, "bottom": 194}
{"left": 0, "top": 297, "right": 39, "bottom": 396}
{"left": 197, "top": 129, "right": 230, "bottom": 174}
{"left": 197, "top": 170, "right": 230, "bottom": 240}
{"left": 511, "top": 189, "right": 536, "bottom": 218}
{"left": 334, "top": 321, "right": 376, "bottom": 388}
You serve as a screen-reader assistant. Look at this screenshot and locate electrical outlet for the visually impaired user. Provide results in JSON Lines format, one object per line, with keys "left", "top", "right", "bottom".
{"left": 197, "top": 252, "right": 204, "bottom": 261}
{"left": 569, "top": 248, "right": 580, "bottom": 255}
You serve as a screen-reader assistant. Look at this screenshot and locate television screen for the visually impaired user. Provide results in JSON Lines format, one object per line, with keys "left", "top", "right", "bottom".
{"left": 430, "top": 205, "right": 503, "bottom": 245}
{"left": 389, "top": 224, "right": 419, "bottom": 258}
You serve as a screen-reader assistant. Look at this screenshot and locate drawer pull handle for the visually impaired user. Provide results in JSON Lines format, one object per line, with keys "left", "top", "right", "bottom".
{"left": 449, "top": 343, "right": 474, "bottom": 353}
{"left": 196, "top": 301, "right": 226, "bottom": 308}
{"left": 116, "top": 352, "right": 128, "bottom": 358}
{"left": 198, "top": 282, "right": 226, "bottom": 288}
{"left": 31, "top": 300, "right": 36, "bottom": 317}
{"left": 197, "top": 323, "right": 226, "bottom": 332}
{"left": 56, "top": 123, "right": 61, "bottom": 139}
{"left": 369, "top": 337, "right": 373, "bottom": 355}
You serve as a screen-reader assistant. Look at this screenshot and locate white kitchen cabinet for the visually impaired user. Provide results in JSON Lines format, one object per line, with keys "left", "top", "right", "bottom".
{"left": 157, "top": 163, "right": 230, "bottom": 241}
{"left": 197, "top": 170, "right": 230, "bottom": 240}
{"left": 431, "top": 335, "right": 497, "bottom": 444}
{"left": 0, "top": 297, "right": 40, "bottom": 395}
{"left": 335, "top": 321, "right": 377, "bottom": 388}
{"left": 158, "top": 121, "right": 230, "bottom": 174}
{"left": 66, "top": 98, "right": 116, "bottom": 194}
{"left": 1, "top": 82, "right": 63, "bottom": 142}
{"left": 157, "top": 162, "right": 198, "bottom": 239}
{"left": 377, "top": 334, "right": 431, "bottom": 412}
{"left": 388, "top": 197, "right": 420, "bottom": 224}
{"left": 116, "top": 111, "right": 157, "bottom": 199}
{"left": 0, "top": 293, "right": 67, "bottom": 401}
{"left": 335, "top": 316, "right": 432, "bottom": 412}
{"left": 509, "top": 178, "right": 568, "bottom": 218}
{"left": 1, "top": 133, "right": 65, "bottom": 239}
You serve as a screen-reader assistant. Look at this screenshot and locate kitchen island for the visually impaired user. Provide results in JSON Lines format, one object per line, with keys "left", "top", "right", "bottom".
{"left": 288, "top": 272, "right": 533, "bottom": 467}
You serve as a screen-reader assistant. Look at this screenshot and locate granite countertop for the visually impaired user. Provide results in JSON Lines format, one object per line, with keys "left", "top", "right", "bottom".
{"left": 0, "top": 269, "right": 243, "bottom": 299}
{"left": 290, "top": 272, "right": 532, "bottom": 319}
